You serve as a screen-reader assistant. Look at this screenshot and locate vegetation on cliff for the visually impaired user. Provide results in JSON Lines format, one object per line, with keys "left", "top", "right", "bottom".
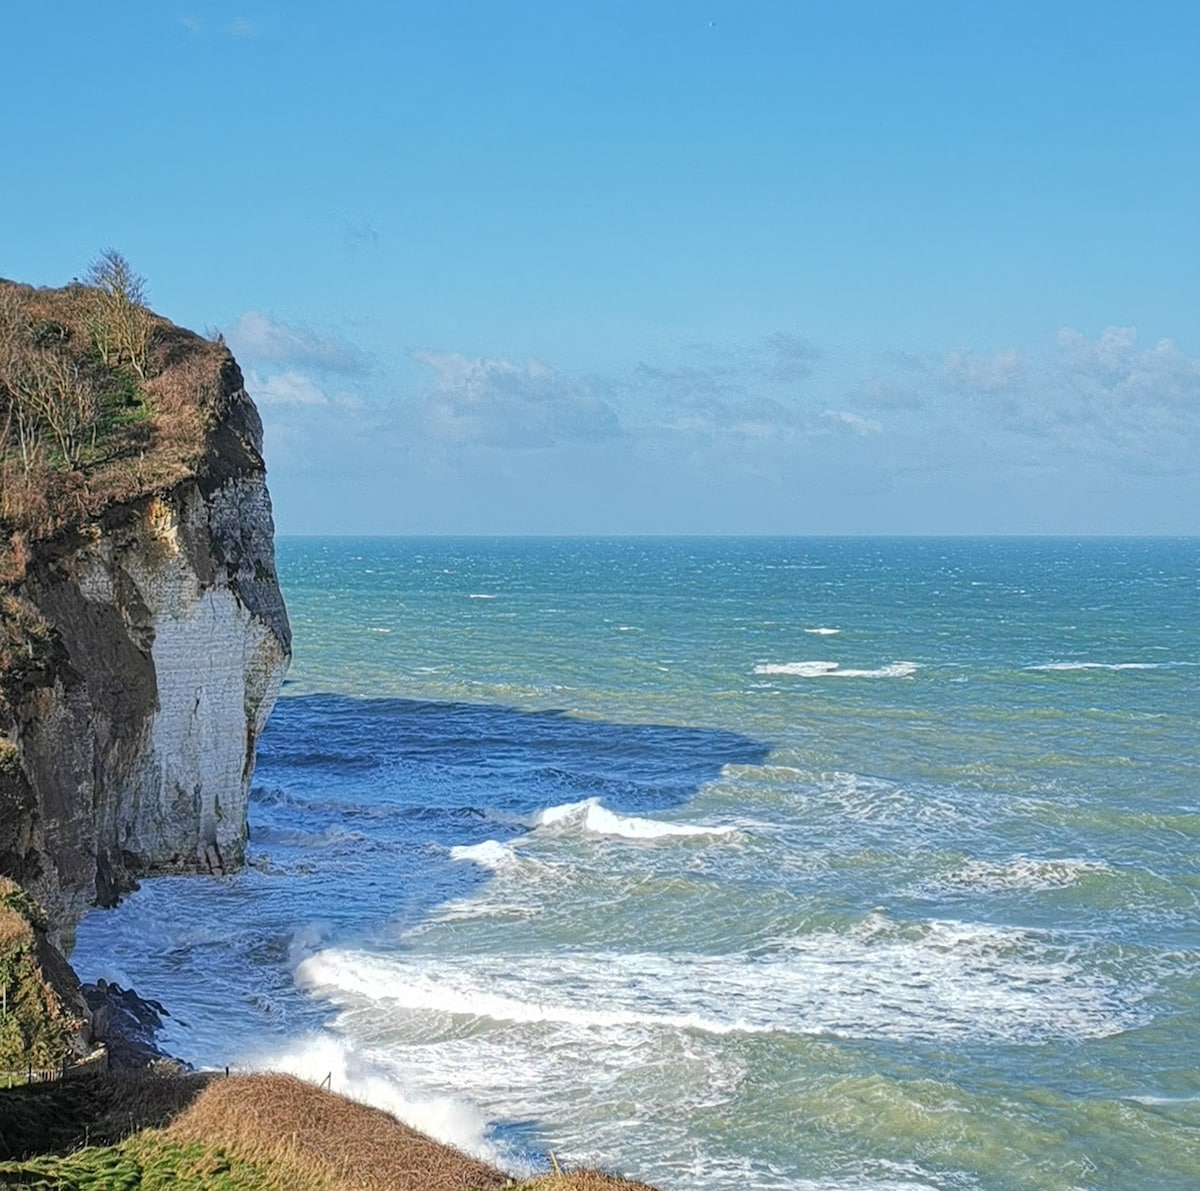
{"left": 0, "top": 877, "right": 83, "bottom": 1073}
{"left": 0, "top": 256, "right": 234, "bottom": 569}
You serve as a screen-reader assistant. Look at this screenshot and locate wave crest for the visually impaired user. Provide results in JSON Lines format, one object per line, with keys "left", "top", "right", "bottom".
{"left": 754, "top": 660, "right": 917, "bottom": 678}
{"left": 531, "top": 797, "right": 737, "bottom": 840}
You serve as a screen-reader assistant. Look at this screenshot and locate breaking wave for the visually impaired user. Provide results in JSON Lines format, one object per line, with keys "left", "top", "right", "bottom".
{"left": 754, "top": 661, "right": 918, "bottom": 679}
{"left": 1027, "top": 661, "right": 1163, "bottom": 672}
{"left": 531, "top": 797, "right": 738, "bottom": 840}
{"left": 296, "top": 914, "right": 1143, "bottom": 1047}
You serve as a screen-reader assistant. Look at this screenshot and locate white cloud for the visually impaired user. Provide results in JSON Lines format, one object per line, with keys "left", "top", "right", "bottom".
{"left": 943, "top": 348, "right": 1027, "bottom": 394}
{"left": 228, "top": 311, "right": 367, "bottom": 375}
{"left": 1045, "top": 326, "right": 1200, "bottom": 468}
{"left": 411, "top": 350, "right": 621, "bottom": 448}
{"left": 1056, "top": 325, "right": 1136, "bottom": 375}
{"left": 859, "top": 376, "right": 923, "bottom": 409}
{"left": 761, "top": 332, "right": 821, "bottom": 381}
{"left": 246, "top": 369, "right": 330, "bottom": 406}
{"left": 823, "top": 409, "right": 883, "bottom": 435}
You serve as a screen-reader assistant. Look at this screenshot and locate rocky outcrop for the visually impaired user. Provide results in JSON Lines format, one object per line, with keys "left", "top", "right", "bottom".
{"left": 0, "top": 355, "right": 290, "bottom": 952}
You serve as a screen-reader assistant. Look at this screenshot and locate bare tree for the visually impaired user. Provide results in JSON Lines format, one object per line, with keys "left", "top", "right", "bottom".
{"left": 0, "top": 289, "right": 42, "bottom": 474}
{"left": 0, "top": 288, "right": 99, "bottom": 470}
{"left": 22, "top": 348, "right": 99, "bottom": 467}
{"left": 85, "top": 250, "right": 152, "bottom": 379}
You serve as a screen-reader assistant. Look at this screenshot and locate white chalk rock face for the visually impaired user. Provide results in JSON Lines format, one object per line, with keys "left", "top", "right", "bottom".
{"left": 79, "top": 483, "right": 287, "bottom": 878}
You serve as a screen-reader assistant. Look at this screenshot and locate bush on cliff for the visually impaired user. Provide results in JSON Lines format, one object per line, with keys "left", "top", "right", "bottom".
{"left": 0, "top": 262, "right": 229, "bottom": 555}
{"left": 0, "top": 877, "right": 83, "bottom": 1074}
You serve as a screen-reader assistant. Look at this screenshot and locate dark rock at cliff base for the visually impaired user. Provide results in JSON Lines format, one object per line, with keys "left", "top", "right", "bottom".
{"left": 81, "top": 980, "right": 187, "bottom": 1072}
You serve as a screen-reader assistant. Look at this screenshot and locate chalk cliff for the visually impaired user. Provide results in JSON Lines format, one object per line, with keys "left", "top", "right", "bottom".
{"left": 0, "top": 281, "right": 290, "bottom": 959}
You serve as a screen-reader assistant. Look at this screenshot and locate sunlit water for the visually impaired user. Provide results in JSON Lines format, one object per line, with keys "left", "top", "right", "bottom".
{"left": 73, "top": 537, "right": 1200, "bottom": 1190}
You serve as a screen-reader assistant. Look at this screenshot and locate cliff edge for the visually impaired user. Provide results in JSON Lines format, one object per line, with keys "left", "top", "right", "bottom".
{"left": 0, "top": 271, "right": 290, "bottom": 966}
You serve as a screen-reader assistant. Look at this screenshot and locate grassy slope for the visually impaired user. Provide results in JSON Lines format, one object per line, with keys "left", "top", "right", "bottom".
{"left": 0, "top": 1073, "right": 658, "bottom": 1191}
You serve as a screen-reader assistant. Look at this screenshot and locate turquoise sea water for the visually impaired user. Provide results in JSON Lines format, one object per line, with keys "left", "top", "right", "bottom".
{"left": 73, "top": 537, "right": 1199, "bottom": 1189}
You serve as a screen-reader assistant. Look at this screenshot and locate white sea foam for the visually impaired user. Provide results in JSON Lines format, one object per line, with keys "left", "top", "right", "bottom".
{"left": 449, "top": 839, "right": 523, "bottom": 871}
{"left": 532, "top": 797, "right": 738, "bottom": 840}
{"left": 1127, "top": 1095, "right": 1200, "bottom": 1106}
{"left": 754, "top": 660, "right": 918, "bottom": 678}
{"left": 1027, "top": 661, "right": 1161, "bottom": 672}
{"left": 937, "top": 855, "right": 1112, "bottom": 893}
{"left": 81, "top": 960, "right": 136, "bottom": 988}
{"left": 237, "top": 1031, "right": 516, "bottom": 1171}
{"left": 468, "top": 593, "right": 497, "bottom": 600}
{"left": 252, "top": 823, "right": 367, "bottom": 849}
{"left": 289, "top": 921, "right": 336, "bottom": 966}
{"left": 297, "top": 914, "right": 1142, "bottom": 1048}
{"left": 804, "top": 627, "right": 841, "bottom": 636}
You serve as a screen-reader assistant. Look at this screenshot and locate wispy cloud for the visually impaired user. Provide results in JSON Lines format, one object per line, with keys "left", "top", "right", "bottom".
{"left": 943, "top": 348, "right": 1027, "bottom": 394}
{"left": 824, "top": 409, "right": 883, "bottom": 435}
{"left": 858, "top": 376, "right": 923, "bottom": 410}
{"left": 246, "top": 369, "right": 330, "bottom": 406}
{"left": 342, "top": 221, "right": 382, "bottom": 252}
{"left": 857, "top": 326, "right": 1200, "bottom": 474}
{"left": 881, "top": 348, "right": 929, "bottom": 374}
{"left": 228, "top": 311, "right": 369, "bottom": 375}
{"left": 1045, "top": 326, "right": 1200, "bottom": 470}
{"left": 410, "top": 350, "right": 622, "bottom": 448}
{"left": 760, "top": 332, "right": 821, "bottom": 382}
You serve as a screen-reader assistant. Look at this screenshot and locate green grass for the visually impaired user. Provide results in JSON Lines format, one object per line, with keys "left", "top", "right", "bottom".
{"left": 0, "top": 1134, "right": 276, "bottom": 1190}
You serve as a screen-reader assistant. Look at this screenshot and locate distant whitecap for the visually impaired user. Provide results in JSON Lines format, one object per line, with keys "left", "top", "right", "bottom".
{"left": 754, "top": 660, "right": 917, "bottom": 678}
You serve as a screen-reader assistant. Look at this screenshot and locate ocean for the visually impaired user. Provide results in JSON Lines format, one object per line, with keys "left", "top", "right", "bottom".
{"left": 72, "top": 536, "right": 1199, "bottom": 1190}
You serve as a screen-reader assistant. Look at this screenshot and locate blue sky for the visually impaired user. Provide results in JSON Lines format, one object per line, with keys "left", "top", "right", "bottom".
{"left": 4, "top": 2, "right": 1197, "bottom": 533}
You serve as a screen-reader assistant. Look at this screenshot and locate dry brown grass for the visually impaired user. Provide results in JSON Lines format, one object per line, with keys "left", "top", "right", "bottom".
{"left": 532, "top": 1175, "right": 660, "bottom": 1191}
{"left": 167, "top": 1073, "right": 510, "bottom": 1191}
{"left": 0, "top": 906, "right": 27, "bottom": 953}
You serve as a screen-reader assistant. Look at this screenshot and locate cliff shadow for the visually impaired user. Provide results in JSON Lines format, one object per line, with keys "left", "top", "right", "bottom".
{"left": 251, "top": 692, "right": 772, "bottom": 933}
{"left": 0, "top": 1068, "right": 213, "bottom": 1160}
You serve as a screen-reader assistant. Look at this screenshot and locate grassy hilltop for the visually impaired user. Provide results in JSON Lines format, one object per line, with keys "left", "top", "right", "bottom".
{"left": 0, "top": 254, "right": 231, "bottom": 562}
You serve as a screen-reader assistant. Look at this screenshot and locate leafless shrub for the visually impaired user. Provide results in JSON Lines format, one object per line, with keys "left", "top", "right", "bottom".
{"left": 84, "top": 250, "right": 153, "bottom": 380}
